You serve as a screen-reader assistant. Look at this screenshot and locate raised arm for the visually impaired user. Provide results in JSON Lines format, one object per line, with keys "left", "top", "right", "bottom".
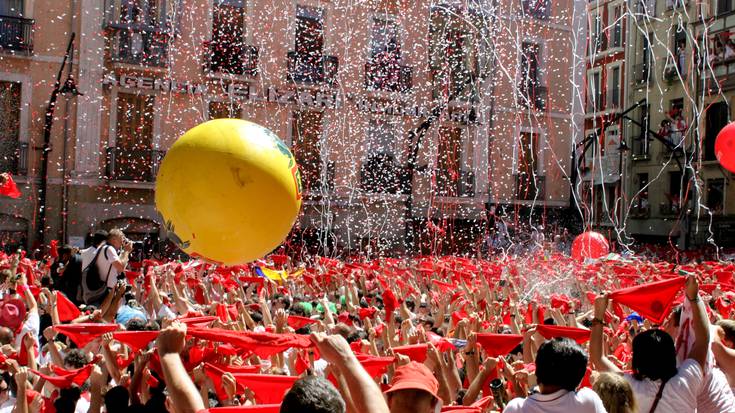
{"left": 311, "top": 333, "right": 390, "bottom": 413}
{"left": 686, "top": 275, "right": 711, "bottom": 370}
{"left": 157, "top": 323, "right": 205, "bottom": 413}
{"left": 590, "top": 295, "right": 622, "bottom": 373}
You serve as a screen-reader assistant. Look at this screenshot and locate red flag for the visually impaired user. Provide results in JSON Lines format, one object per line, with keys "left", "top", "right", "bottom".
{"left": 187, "top": 328, "right": 313, "bottom": 359}
{"left": 112, "top": 331, "right": 159, "bottom": 353}
{"left": 358, "top": 307, "right": 377, "bottom": 320}
{"left": 287, "top": 315, "right": 316, "bottom": 330}
{"left": 54, "top": 324, "right": 118, "bottom": 348}
{"left": 475, "top": 333, "right": 523, "bottom": 357}
{"left": 355, "top": 354, "right": 395, "bottom": 378}
{"left": 0, "top": 175, "right": 21, "bottom": 198}
{"left": 608, "top": 277, "right": 686, "bottom": 324}
{"left": 230, "top": 374, "right": 299, "bottom": 404}
{"left": 49, "top": 240, "right": 58, "bottom": 259}
{"left": 32, "top": 364, "right": 94, "bottom": 389}
{"left": 393, "top": 344, "right": 428, "bottom": 362}
{"left": 535, "top": 325, "right": 591, "bottom": 344}
{"left": 383, "top": 289, "right": 399, "bottom": 323}
{"left": 54, "top": 291, "right": 81, "bottom": 322}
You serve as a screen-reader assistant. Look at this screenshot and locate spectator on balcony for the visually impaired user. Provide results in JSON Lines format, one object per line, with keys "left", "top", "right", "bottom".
{"left": 676, "top": 40, "right": 687, "bottom": 76}
{"left": 725, "top": 39, "right": 735, "bottom": 60}
{"left": 658, "top": 119, "right": 672, "bottom": 141}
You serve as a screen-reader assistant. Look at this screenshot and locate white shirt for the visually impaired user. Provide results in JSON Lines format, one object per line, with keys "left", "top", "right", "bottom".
{"left": 14, "top": 311, "right": 40, "bottom": 351}
{"left": 625, "top": 359, "right": 704, "bottom": 413}
{"left": 96, "top": 245, "right": 121, "bottom": 289}
{"left": 697, "top": 367, "right": 735, "bottom": 413}
{"left": 504, "top": 388, "right": 607, "bottom": 413}
{"left": 0, "top": 397, "right": 15, "bottom": 413}
{"left": 80, "top": 246, "right": 98, "bottom": 270}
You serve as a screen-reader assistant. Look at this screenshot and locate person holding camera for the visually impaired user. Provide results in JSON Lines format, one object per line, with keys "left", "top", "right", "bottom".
{"left": 96, "top": 229, "right": 133, "bottom": 291}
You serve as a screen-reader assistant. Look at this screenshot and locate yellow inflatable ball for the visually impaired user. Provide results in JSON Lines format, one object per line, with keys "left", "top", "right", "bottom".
{"left": 155, "top": 119, "right": 302, "bottom": 265}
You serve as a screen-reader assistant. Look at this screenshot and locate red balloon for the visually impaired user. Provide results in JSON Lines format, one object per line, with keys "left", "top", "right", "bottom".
{"left": 716, "top": 122, "right": 735, "bottom": 173}
{"left": 571, "top": 231, "right": 609, "bottom": 261}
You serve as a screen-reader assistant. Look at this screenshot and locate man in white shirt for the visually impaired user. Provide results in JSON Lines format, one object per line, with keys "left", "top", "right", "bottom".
{"left": 80, "top": 230, "right": 109, "bottom": 270}
{"left": 504, "top": 337, "right": 607, "bottom": 413}
{"left": 96, "top": 229, "right": 133, "bottom": 290}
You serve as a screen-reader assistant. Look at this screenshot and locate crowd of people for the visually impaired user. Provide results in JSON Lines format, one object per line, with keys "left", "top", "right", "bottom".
{"left": 0, "top": 226, "right": 734, "bottom": 413}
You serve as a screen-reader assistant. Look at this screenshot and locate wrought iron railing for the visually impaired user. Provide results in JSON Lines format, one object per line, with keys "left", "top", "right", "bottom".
{"left": 208, "top": 42, "right": 258, "bottom": 76}
{"left": 0, "top": 140, "right": 28, "bottom": 175}
{"left": 515, "top": 174, "right": 546, "bottom": 200}
{"left": 522, "top": 0, "right": 551, "bottom": 19}
{"left": 519, "top": 85, "right": 547, "bottom": 111}
{"left": 365, "top": 61, "right": 412, "bottom": 92}
{"left": 287, "top": 51, "right": 338, "bottom": 85}
{"left": 633, "top": 62, "right": 654, "bottom": 83}
{"left": 108, "top": 24, "right": 169, "bottom": 67}
{"left": 106, "top": 147, "right": 165, "bottom": 182}
{"left": 0, "top": 15, "right": 33, "bottom": 53}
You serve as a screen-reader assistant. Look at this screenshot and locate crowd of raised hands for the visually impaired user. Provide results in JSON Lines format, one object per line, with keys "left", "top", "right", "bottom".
{"left": 1, "top": 242, "right": 735, "bottom": 413}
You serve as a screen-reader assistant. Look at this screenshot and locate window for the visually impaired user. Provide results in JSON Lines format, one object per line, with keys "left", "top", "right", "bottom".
{"left": 588, "top": 70, "right": 602, "bottom": 112}
{"left": 208, "top": 101, "right": 242, "bottom": 119}
{"left": 429, "top": 7, "right": 480, "bottom": 102}
{"left": 292, "top": 111, "right": 323, "bottom": 193}
{"left": 632, "top": 0, "right": 656, "bottom": 18}
{"left": 666, "top": 0, "right": 686, "bottom": 9}
{"left": 112, "top": 92, "right": 155, "bottom": 181}
{"left": 608, "top": 66, "right": 621, "bottom": 108}
{"left": 718, "top": 0, "right": 732, "bottom": 15}
{"left": 0, "top": 81, "right": 21, "bottom": 175}
{"left": 523, "top": 0, "right": 551, "bottom": 19}
{"left": 611, "top": 5, "right": 623, "bottom": 48}
{"left": 633, "top": 103, "right": 651, "bottom": 156}
{"left": 116, "top": 93, "right": 154, "bottom": 149}
{"left": 590, "top": 12, "right": 604, "bottom": 54}
{"left": 210, "top": 0, "right": 252, "bottom": 75}
{"left": 289, "top": 5, "right": 329, "bottom": 84}
{"left": 634, "top": 33, "right": 653, "bottom": 83}
{"left": 366, "top": 17, "right": 409, "bottom": 92}
{"left": 666, "top": 98, "right": 687, "bottom": 146}
{"left": 666, "top": 171, "right": 682, "bottom": 212}
{"left": 705, "top": 101, "right": 729, "bottom": 161}
{"left": 519, "top": 42, "right": 545, "bottom": 110}
{"left": 633, "top": 173, "right": 650, "bottom": 214}
{"left": 361, "top": 120, "right": 400, "bottom": 193}
{"left": 706, "top": 179, "right": 725, "bottom": 214}
{"left": 108, "top": 0, "right": 170, "bottom": 66}
{"left": 436, "top": 126, "right": 463, "bottom": 197}
{"left": 516, "top": 131, "right": 543, "bottom": 200}
{"left": 0, "top": 0, "right": 23, "bottom": 17}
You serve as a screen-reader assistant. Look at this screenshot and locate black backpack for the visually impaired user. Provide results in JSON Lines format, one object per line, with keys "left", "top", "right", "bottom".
{"left": 81, "top": 246, "right": 112, "bottom": 304}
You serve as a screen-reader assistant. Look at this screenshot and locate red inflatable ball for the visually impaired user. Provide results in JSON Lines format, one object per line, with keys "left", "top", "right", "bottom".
{"left": 716, "top": 122, "right": 735, "bottom": 173}
{"left": 571, "top": 231, "right": 609, "bottom": 261}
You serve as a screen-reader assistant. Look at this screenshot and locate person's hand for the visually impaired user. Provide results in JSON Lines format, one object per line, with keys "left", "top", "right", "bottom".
{"left": 43, "top": 326, "right": 57, "bottom": 342}
{"left": 483, "top": 357, "right": 499, "bottom": 372}
{"left": 275, "top": 309, "right": 287, "bottom": 331}
{"left": 310, "top": 333, "right": 354, "bottom": 367}
{"left": 122, "top": 239, "right": 134, "bottom": 253}
{"left": 425, "top": 343, "right": 443, "bottom": 372}
{"left": 523, "top": 325, "right": 537, "bottom": 340}
{"left": 101, "top": 332, "right": 114, "bottom": 346}
{"left": 29, "top": 392, "right": 44, "bottom": 413}
{"left": 686, "top": 275, "right": 699, "bottom": 301}
{"left": 90, "top": 309, "right": 103, "bottom": 321}
{"left": 90, "top": 365, "right": 106, "bottom": 389}
{"left": 157, "top": 322, "right": 187, "bottom": 355}
{"left": 15, "top": 366, "right": 28, "bottom": 388}
{"left": 191, "top": 364, "right": 206, "bottom": 384}
{"left": 222, "top": 373, "right": 237, "bottom": 400}
{"left": 594, "top": 295, "right": 609, "bottom": 318}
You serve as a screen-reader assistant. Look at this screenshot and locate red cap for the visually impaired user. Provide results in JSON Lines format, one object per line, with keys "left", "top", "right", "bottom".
{"left": 384, "top": 361, "right": 440, "bottom": 401}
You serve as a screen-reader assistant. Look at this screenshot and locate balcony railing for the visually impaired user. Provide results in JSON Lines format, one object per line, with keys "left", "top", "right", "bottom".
{"left": 629, "top": 203, "right": 650, "bottom": 219}
{"left": 207, "top": 42, "right": 258, "bottom": 76}
{"left": 518, "top": 85, "right": 547, "bottom": 111}
{"left": 0, "top": 15, "right": 33, "bottom": 53}
{"left": 515, "top": 174, "right": 546, "bottom": 200}
{"left": 106, "top": 147, "right": 165, "bottom": 182}
{"left": 522, "top": 0, "right": 551, "bottom": 19}
{"left": 435, "top": 170, "right": 476, "bottom": 198}
{"left": 632, "top": 62, "right": 654, "bottom": 83}
{"left": 365, "top": 62, "right": 412, "bottom": 93}
{"left": 108, "top": 24, "right": 169, "bottom": 67}
{"left": 665, "top": 0, "right": 688, "bottom": 10}
{"left": 287, "top": 51, "right": 338, "bottom": 86}
{"left": 0, "top": 140, "right": 28, "bottom": 175}
{"left": 663, "top": 61, "right": 687, "bottom": 81}
{"left": 606, "top": 91, "right": 621, "bottom": 110}
{"left": 659, "top": 202, "right": 681, "bottom": 216}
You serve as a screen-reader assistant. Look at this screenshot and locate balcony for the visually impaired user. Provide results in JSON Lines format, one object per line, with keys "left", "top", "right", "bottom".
{"left": 365, "top": 62, "right": 412, "bottom": 93}
{"left": 107, "top": 24, "right": 169, "bottom": 67}
{"left": 302, "top": 160, "right": 336, "bottom": 198}
{"left": 632, "top": 62, "right": 653, "bottom": 84}
{"left": 207, "top": 42, "right": 258, "bottom": 77}
{"left": 663, "top": 61, "right": 687, "bottom": 81}
{"left": 659, "top": 202, "right": 681, "bottom": 216}
{"left": 665, "top": 0, "right": 688, "bottom": 10}
{"left": 606, "top": 91, "right": 621, "bottom": 111}
{"left": 522, "top": 0, "right": 551, "bottom": 19}
{"left": 629, "top": 203, "right": 650, "bottom": 219}
{"left": 287, "top": 51, "right": 338, "bottom": 86}
{"left": 518, "top": 85, "right": 548, "bottom": 111}
{"left": 0, "top": 140, "right": 28, "bottom": 175}
{"left": 515, "top": 174, "right": 546, "bottom": 200}
{"left": 435, "top": 170, "right": 475, "bottom": 198}
{"left": 0, "top": 15, "right": 33, "bottom": 53}
{"left": 106, "top": 147, "right": 165, "bottom": 182}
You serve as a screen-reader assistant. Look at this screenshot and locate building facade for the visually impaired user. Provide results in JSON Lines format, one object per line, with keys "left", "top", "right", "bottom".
{"left": 0, "top": 0, "right": 579, "bottom": 257}
{"left": 580, "top": 0, "right": 627, "bottom": 230}
{"left": 619, "top": 0, "right": 735, "bottom": 248}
